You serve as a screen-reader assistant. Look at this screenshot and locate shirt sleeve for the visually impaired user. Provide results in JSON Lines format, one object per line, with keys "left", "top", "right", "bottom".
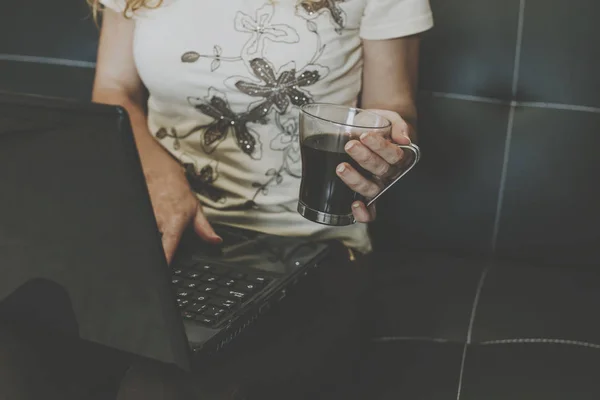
{"left": 359, "top": 0, "right": 434, "bottom": 40}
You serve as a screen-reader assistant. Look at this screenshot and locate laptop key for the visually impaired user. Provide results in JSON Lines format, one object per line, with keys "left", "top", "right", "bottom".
{"left": 247, "top": 275, "right": 270, "bottom": 285}
{"left": 177, "top": 299, "right": 190, "bottom": 308}
{"left": 173, "top": 269, "right": 183, "bottom": 276}
{"left": 183, "top": 280, "right": 198, "bottom": 289}
{"left": 216, "top": 288, "right": 247, "bottom": 300}
{"left": 217, "top": 279, "right": 236, "bottom": 287}
{"left": 229, "top": 272, "right": 245, "bottom": 280}
{"left": 193, "top": 294, "right": 210, "bottom": 303}
{"left": 196, "top": 265, "right": 230, "bottom": 276}
{"left": 200, "top": 274, "right": 219, "bottom": 283}
{"left": 203, "top": 307, "right": 225, "bottom": 318}
{"left": 198, "top": 284, "right": 218, "bottom": 293}
{"left": 187, "top": 304, "right": 207, "bottom": 314}
{"left": 220, "top": 303, "right": 237, "bottom": 310}
{"left": 234, "top": 282, "right": 258, "bottom": 293}
{"left": 172, "top": 277, "right": 182, "bottom": 285}
{"left": 182, "top": 311, "right": 194, "bottom": 320}
{"left": 208, "top": 297, "right": 237, "bottom": 308}
{"left": 196, "top": 316, "right": 214, "bottom": 325}
{"left": 176, "top": 289, "right": 191, "bottom": 298}
{"left": 185, "top": 272, "right": 202, "bottom": 280}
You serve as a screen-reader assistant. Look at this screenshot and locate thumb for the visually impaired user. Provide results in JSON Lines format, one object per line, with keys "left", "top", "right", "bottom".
{"left": 192, "top": 204, "right": 222, "bottom": 244}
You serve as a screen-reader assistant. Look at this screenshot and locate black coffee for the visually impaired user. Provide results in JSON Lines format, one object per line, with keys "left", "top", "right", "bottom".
{"left": 300, "top": 134, "right": 368, "bottom": 216}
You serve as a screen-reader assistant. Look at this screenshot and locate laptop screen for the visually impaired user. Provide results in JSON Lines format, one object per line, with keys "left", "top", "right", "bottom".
{"left": 0, "top": 93, "right": 191, "bottom": 370}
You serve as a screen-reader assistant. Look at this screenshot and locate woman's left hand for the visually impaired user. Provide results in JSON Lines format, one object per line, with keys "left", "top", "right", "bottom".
{"left": 336, "top": 109, "right": 413, "bottom": 223}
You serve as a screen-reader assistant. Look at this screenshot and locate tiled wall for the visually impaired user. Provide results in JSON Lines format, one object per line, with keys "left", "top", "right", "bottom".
{"left": 0, "top": 0, "right": 97, "bottom": 99}
{"left": 1, "top": 0, "right": 599, "bottom": 266}
{"left": 372, "top": 0, "right": 600, "bottom": 266}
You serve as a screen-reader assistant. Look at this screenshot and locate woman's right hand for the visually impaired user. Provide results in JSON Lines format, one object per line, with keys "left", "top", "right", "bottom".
{"left": 144, "top": 159, "right": 223, "bottom": 264}
{"left": 92, "top": 6, "right": 222, "bottom": 264}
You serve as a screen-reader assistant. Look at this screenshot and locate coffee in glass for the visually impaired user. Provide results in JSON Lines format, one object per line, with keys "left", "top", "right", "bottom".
{"left": 298, "top": 104, "right": 420, "bottom": 226}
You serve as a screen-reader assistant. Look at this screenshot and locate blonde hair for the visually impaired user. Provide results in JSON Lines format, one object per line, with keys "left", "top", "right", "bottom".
{"left": 88, "top": 0, "right": 161, "bottom": 21}
{"left": 89, "top": 0, "right": 316, "bottom": 20}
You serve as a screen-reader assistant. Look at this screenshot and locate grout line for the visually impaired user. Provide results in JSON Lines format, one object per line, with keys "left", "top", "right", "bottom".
{"left": 455, "top": 343, "right": 468, "bottom": 400}
{"left": 491, "top": 105, "right": 516, "bottom": 253}
{"left": 424, "top": 91, "right": 600, "bottom": 114}
{"left": 466, "top": 264, "right": 490, "bottom": 345}
{"left": 372, "top": 336, "right": 452, "bottom": 344}
{"left": 456, "top": 262, "right": 490, "bottom": 400}
{"left": 0, "top": 54, "right": 96, "bottom": 69}
{"left": 468, "top": 13, "right": 526, "bottom": 399}
{"left": 481, "top": 338, "right": 600, "bottom": 350}
{"left": 517, "top": 101, "right": 600, "bottom": 114}
{"left": 511, "top": 0, "right": 527, "bottom": 96}
{"left": 427, "top": 91, "right": 510, "bottom": 106}
{"left": 490, "top": 0, "right": 526, "bottom": 256}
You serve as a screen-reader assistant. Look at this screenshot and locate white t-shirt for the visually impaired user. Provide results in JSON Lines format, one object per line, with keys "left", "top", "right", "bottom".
{"left": 99, "top": 0, "right": 433, "bottom": 253}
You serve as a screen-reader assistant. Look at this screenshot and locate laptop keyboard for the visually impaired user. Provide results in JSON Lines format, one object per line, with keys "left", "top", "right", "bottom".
{"left": 173, "top": 263, "right": 272, "bottom": 327}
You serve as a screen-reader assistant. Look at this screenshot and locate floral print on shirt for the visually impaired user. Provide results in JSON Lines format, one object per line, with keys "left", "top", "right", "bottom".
{"left": 170, "top": 1, "right": 346, "bottom": 202}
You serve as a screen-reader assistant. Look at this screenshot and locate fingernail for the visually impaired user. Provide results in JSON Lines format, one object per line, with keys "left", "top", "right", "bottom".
{"left": 337, "top": 164, "right": 346, "bottom": 173}
{"left": 345, "top": 141, "right": 355, "bottom": 151}
{"left": 352, "top": 202, "right": 361, "bottom": 209}
{"left": 359, "top": 132, "right": 369, "bottom": 141}
{"left": 210, "top": 234, "right": 223, "bottom": 244}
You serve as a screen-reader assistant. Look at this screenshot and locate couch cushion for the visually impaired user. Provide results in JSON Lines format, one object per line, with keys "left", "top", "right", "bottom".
{"left": 370, "top": 250, "right": 485, "bottom": 342}
{"left": 363, "top": 251, "right": 600, "bottom": 399}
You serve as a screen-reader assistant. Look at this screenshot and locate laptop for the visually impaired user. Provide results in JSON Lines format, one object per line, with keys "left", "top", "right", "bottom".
{"left": 0, "top": 91, "right": 330, "bottom": 371}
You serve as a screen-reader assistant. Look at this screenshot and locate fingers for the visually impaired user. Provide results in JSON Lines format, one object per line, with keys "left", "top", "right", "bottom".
{"left": 358, "top": 132, "right": 405, "bottom": 166}
{"left": 336, "top": 162, "right": 381, "bottom": 198}
{"left": 192, "top": 204, "right": 222, "bottom": 244}
{"left": 351, "top": 201, "right": 376, "bottom": 223}
{"left": 365, "top": 109, "right": 412, "bottom": 145}
{"left": 345, "top": 140, "right": 394, "bottom": 177}
{"left": 159, "top": 204, "right": 221, "bottom": 265}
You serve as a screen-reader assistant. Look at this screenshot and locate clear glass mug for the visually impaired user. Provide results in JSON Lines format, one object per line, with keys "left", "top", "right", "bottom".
{"left": 297, "top": 103, "right": 421, "bottom": 226}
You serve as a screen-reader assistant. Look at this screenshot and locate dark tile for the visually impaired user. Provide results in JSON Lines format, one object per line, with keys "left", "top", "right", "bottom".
{"left": 495, "top": 107, "right": 600, "bottom": 266}
{"left": 0, "top": 0, "right": 99, "bottom": 62}
{"left": 461, "top": 343, "right": 600, "bottom": 400}
{"left": 371, "top": 95, "right": 509, "bottom": 256}
{"left": 358, "top": 341, "right": 463, "bottom": 400}
{"left": 517, "top": 0, "right": 600, "bottom": 107}
{"left": 0, "top": 61, "right": 95, "bottom": 100}
{"left": 419, "top": 0, "right": 520, "bottom": 99}
{"left": 472, "top": 261, "right": 600, "bottom": 344}
{"left": 371, "top": 250, "right": 485, "bottom": 342}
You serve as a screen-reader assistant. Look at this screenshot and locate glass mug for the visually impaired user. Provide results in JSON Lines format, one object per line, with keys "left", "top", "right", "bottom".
{"left": 297, "top": 103, "right": 421, "bottom": 226}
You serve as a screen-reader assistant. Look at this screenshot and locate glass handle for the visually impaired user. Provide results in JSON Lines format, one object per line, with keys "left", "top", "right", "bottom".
{"left": 365, "top": 143, "right": 421, "bottom": 207}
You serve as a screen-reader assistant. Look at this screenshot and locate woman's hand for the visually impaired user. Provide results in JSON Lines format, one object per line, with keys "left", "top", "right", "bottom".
{"left": 336, "top": 109, "right": 413, "bottom": 223}
{"left": 92, "top": 8, "right": 222, "bottom": 264}
{"left": 144, "top": 158, "right": 222, "bottom": 264}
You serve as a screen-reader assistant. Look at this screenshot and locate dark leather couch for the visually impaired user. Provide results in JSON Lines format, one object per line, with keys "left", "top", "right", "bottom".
{"left": 2, "top": 0, "right": 600, "bottom": 398}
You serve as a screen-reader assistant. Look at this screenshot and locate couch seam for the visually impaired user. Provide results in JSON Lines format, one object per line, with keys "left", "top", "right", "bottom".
{"left": 481, "top": 338, "right": 600, "bottom": 350}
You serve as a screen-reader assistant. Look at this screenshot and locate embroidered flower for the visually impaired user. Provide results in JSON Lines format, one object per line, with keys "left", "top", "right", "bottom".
{"left": 181, "top": 45, "right": 227, "bottom": 72}
{"left": 232, "top": 58, "right": 328, "bottom": 114}
{"left": 187, "top": 88, "right": 270, "bottom": 160}
{"left": 270, "top": 115, "right": 302, "bottom": 177}
{"left": 235, "top": 4, "right": 300, "bottom": 55}
{"left": 184, "top": 161, "right": 227, "bottom": 204}
{"left": 298, "top": 0, "right": 346, "bottom": 33}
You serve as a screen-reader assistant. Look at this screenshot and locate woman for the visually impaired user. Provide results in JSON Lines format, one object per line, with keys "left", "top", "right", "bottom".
{"left": 0, "top": 0, "right": 433, "bottom": 399}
